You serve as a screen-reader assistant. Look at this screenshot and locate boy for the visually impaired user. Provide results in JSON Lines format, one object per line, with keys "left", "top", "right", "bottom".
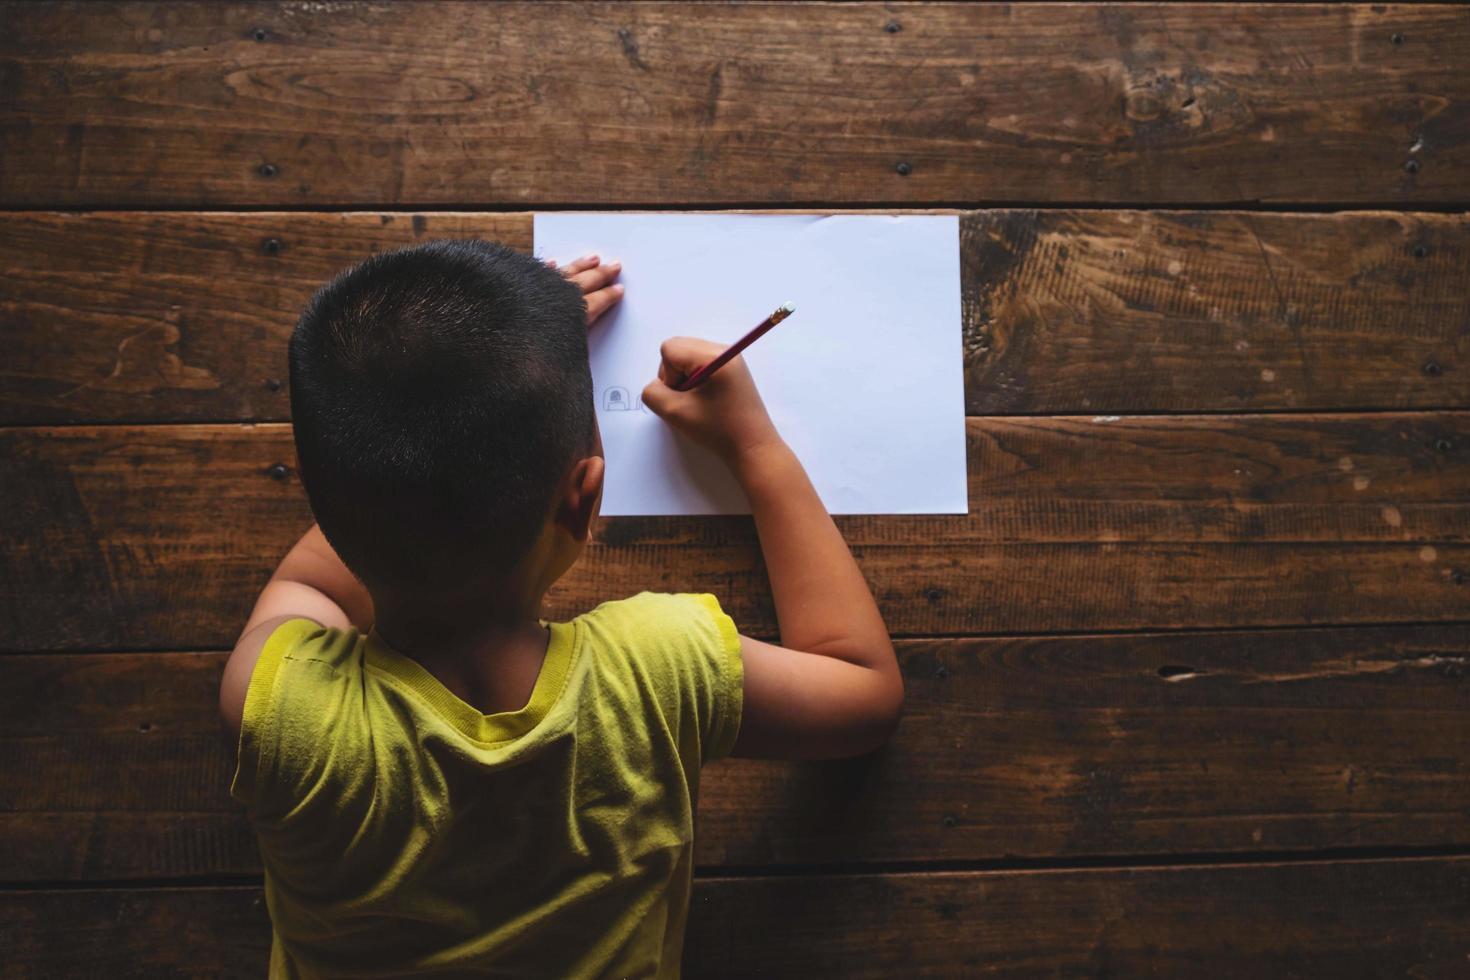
{"left": 220, "top": 240, "right": 902, "bottom": 978}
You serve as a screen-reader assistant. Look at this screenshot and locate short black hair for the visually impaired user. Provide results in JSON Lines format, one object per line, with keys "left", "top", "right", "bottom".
{"left": 289, "top": 238, "right": 593, "bottom": 596}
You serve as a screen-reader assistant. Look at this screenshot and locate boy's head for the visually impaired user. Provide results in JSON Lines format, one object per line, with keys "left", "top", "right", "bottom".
{"left": 289, "top": 239, "right": 603, "bottom": 605}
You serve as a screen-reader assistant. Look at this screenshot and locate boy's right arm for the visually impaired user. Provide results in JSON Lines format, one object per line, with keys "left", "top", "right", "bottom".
{"left": 643, "top": 338, "right": 903, "bottom": 760}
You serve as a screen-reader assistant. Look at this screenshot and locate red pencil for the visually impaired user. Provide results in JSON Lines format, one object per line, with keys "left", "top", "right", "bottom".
{"left": 672, "top": 302, "right": 796, "bottom": 391}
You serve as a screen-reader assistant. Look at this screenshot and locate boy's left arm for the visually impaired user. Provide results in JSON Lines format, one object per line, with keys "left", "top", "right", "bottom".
{"left": 219, "top": 524, "right": 373, "bottom": 744}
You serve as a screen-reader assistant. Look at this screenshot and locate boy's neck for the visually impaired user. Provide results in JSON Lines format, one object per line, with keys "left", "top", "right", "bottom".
{"left": 373, "top": 585, "right": 547, "bottom": 653}
{"left": 365, "top": 529, "right": 579, "bottom": 713}
{"left": 373, "top": 591, "right": 553, "bottom": 715}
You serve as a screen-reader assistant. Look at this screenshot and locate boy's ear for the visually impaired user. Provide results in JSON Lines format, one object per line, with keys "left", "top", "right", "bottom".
{"left": 554, "top": 455, "right": 605, "bottom": 543}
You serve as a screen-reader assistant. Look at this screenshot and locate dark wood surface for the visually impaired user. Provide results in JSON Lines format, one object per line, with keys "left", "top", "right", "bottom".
{"left": 685, "top": 858, "right": 1470, "bottom": 979}
{"left": 7, "top": 1, "right": 1470, "bottom": 974}
{"left": 1, "top": 212, "right": 529, "bottom": 425}
{"left": 4, "top": 415, "right": 1466, "bottom": 650}
{"left": 4, "top": 857, "right": 1468, "bottom": 978}
{"left": 4, "top": 624, "right": 1468, "bottom": 881}
{"left": 4, "top": 209, "right": 1468, "bottom": 425}
{"left": 961, "top": 210, "right": 1470, "bottom": 414}
{"left": 4, "top": 4, "right": 1470, "bottom": 208}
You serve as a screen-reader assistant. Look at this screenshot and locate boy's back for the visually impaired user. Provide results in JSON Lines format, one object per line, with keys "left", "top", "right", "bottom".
{"left": 234, "top": 593, "right": 740, "bottom": 978}
{"left": 220, "top": 242, "right": 902, "bottom": 977}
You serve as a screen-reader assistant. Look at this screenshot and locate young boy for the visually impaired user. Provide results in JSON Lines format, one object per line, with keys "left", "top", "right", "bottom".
{"left": 220, "top": 240, "right": 902, "bottom": 978}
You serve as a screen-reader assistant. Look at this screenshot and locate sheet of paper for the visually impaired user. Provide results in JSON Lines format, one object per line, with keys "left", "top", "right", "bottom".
{"left": 534, "top": 213, "right": 968, "bottom": 516}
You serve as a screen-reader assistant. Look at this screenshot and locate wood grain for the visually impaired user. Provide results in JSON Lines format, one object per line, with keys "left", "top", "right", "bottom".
{"left": 1, "top": 416, "right": 1466, "bottom": 651}
{"left": 961, "top": 210, "right": 1470, "bottom": 414}
{"left": 1, "top": 212, "right": 529, "bottom": 425}
{"left": 3, "top": 625, "right": 1469, "bottom": 881}
{"left": 4, "top": 0, "right": 1468, "bottom": 968}
{"left": 4, "top": 858, "right": 1468, "bottom": 977}
{"left": 3, "top": 4, "right": 1468, "bottom": 207}
{"left": 685, "top": 858, "right": 1470, "bottom": 978}
{"left": 4, "top": 210, "right": 1468, "bottom": 424}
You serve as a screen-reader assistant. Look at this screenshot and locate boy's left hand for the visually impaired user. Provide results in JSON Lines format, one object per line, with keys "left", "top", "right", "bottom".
{"left": 548, "top": 254, "right": 623, "bottom": 326}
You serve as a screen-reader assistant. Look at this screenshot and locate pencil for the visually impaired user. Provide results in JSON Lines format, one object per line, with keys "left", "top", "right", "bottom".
{"left": 672, "top": 302, "right": 796, "bottom": 391}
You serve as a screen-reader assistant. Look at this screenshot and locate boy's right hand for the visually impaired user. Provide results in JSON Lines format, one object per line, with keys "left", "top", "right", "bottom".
{"left": 641, "top": 337, "right": 781, "bottom": 464}
{"left": 647, "top": 340, "right": 903, "bottom": 762}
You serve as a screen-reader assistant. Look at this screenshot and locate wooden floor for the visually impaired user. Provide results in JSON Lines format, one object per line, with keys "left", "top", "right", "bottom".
{"left": 2, "top": 3, "right": 1468, "bottom": 976}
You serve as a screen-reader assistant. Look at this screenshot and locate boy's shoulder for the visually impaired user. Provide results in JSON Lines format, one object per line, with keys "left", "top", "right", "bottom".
{"left": 573, "top": 591, "right": 741, "bottom": 688}
{"left": 266, "top": 616, "right": 361, "bottom": 667}
{"left": 573, "top": 591, "right": 731, "bottom": 643}
{"left": 573, "top": 591, "right": 743, "bottom": 762}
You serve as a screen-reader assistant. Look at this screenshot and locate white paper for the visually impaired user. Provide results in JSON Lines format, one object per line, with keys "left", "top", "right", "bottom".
{"left": 533, "top": 213, "right": 968, "bottom": 516}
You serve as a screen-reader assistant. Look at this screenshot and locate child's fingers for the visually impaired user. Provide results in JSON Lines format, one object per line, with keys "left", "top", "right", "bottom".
{"left": 557, "top": 254, "right": 599, "bottom": 277}
{"left": 641, "top": 379, "right": 678, "bottom": 417}
{"left": 583, "top": 284, "right": 625, "bottom": 326}
{"left": 568, "top": 259, "right": 620, "bottom": 295}
{"left": 659, "top": 336, "right": 722, "bottom": 372}
{"left": 655, "top": 358, "right": 686, "bottom": 389}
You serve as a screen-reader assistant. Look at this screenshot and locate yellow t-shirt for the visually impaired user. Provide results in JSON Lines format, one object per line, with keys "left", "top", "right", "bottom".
{"left": 230, "top": 591, "right": 744, "bottom": 979}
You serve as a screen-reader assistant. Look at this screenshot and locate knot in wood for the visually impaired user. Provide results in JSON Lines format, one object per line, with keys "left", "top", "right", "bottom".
{"left": 1124, "top": 87, "right": 1165, "bottom": 123}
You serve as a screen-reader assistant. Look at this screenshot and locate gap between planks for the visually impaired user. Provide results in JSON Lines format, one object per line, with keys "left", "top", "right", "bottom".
{"left": 5, "top": 406, "right": 1470, "bottom": 432}
{"left": 7, "top": 201, "right": 1470, "bottom": 215}
{"left": 6, "top": 618, "right": 1470, "bottom": 656}
{"left": 7, "top": 845, "right": 1470, "bottom": 895}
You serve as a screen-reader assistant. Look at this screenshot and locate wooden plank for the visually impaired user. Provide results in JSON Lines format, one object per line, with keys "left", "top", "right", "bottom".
{"left": 4, "top": 858, "right": 1468, "bottom": 977}
{"left": 3, "top": 626, "right": 1469, "bottom": 881}
{"left": 3, "top": 4, "right": 1468, "bottom": 207}
{"left": 685, "top": 859, "right": 1470, "bottom": 978}
{"left": 0, "top": 887, "right": 271, "bottom": 980}
{"left": 961, "top": 210, "right": 1470, "bottom": 414}
{"left": 4, "top": 210, "right": 1468, "bottom": 424}
{"left": 2, "top": 416, "right": 1466, "bottom": 650}
{"left": 1, "top": 212, "right": 530, "bottom": 425}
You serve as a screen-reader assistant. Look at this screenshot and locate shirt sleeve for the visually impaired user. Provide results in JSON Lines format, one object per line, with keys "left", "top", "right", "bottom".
{"left": 229, "top": 618, "right": 370, "bottom": 827}
{"left": 585, "top": 592, "right": 745, "bottom": 765}
{"left": 683, "top": 593, "right": 745, "bottom": 763}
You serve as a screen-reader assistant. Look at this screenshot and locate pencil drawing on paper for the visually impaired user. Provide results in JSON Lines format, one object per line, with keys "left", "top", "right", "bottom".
{"left": 602, "top": 386, "right": 639, "bottom": 411}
